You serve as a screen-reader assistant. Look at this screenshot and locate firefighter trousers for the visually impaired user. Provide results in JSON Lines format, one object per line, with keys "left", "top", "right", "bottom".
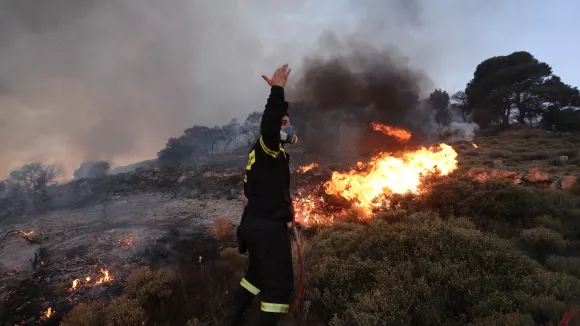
{"left": 231, "top": 215, "right": 294, "bottom": 325}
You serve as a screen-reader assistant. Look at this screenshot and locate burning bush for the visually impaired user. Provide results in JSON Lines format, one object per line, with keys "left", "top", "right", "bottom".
{"left": 302, "top": 216, "right": 580, "bottom": 325}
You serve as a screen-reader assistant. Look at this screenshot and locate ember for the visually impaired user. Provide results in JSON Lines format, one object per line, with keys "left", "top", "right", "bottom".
{"left": 472, "top": 143, "right": 478, "bottom": 148}
{"left": 297, "top": 163, "right": 318, "bottom": 173}
{"left": 44, "top": 307, "right": 53, "bottom": 318}
{"left": 371, "top": 122, "right": 412, "bottom": 142}
{"left": 117, "top": 237, "right": 134, "bottom": 247}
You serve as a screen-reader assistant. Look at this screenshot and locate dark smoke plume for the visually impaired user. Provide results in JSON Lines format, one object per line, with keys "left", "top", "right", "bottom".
{"left": 287, "top": 35, "right": 433, "bottom": 163}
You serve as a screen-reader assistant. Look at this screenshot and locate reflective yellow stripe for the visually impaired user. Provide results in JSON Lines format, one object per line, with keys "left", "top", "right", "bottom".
{"left": 261, "top": 302, "right": 289, "bottom": 313}
{"left": 260, "top": 136, "right": 279, "bottom": 158}
{"left": 246, "top": 150, "right": 256, "bottom": 170}
{"left": 240, "top": 278, "right": 260, "bottom": 295}
{"left": 244, "top": 175, "right": 247, "bottom": 183}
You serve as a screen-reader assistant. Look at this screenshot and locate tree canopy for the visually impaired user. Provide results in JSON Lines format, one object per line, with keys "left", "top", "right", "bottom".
{"left": 465, "top": 51, "right": 579, "bottom": 128}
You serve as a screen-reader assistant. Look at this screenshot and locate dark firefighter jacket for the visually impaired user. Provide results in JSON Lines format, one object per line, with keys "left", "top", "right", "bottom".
{"left": 243, "top": 85, "right": 293, "bottom": 223}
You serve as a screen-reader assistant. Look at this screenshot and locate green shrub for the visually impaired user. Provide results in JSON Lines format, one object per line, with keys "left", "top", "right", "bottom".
{"left": 469, "top": 312, "right": 534, "bottom": 326}
{"left": 62, "top": 301, "right": 106, "bottom": 326}
{"left": 533, "top": 215, "right": 564, "bottom": 232}
{"left": 304, "top": 217, "right": 578, "bottom": 325}
{"left": 106, "top": 298, "right": 147, "bottom": 326}
{"left": 489, "top": 150, "right": 512, "bottom": 159}
{"left": 519, "top": 227, "right": 568, "bottom": 262}
{"left": 521, "top": 152, "right": 551, "bottom": 161}
{"left": 546, "top": 256, "right": 580, "bottom": 279}
{"left": 124, "top": 266, "right": 173, "bottom": 305}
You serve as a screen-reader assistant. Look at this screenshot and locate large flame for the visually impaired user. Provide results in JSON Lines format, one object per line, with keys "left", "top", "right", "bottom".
{"left": 371, "top": 122, "right": 412, "bottom": 142}
{"left": 293, "top": 125, "right": 458, "bottom": 223}
{"left": 325, "top": 144, "right": 458, "bottom": 215}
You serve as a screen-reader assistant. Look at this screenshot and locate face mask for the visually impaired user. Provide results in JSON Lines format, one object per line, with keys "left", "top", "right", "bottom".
{"left": 280, "top": 125, "right": 298, "bottom": 144}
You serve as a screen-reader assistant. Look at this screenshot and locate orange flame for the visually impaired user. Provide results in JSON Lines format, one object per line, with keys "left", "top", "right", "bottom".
{"left": 297, "top": 163, "right": 318, "bottom": 173}
{"left": 71, "top": 279, "right": 79, "bottom": 290}
{"left": 325, "top": 144, "right": 457, "bottom": 215}
{"left": 293, "top": 132, "right": 459, "bottom": 223}
{"left": 472, "top": 143, "right": 478, "bottom": 148}
{"left": 96, "top": 268, "right": 112, "bottom": 284}
{"left": 18, "top": 230, "right": 35, "bottom": 237}
{"left": 85, "top": 276, "right": 91, "bottom": 282}
{"left": 371, "top": 122, "right": 412, "bottom": 142}
{"left": 44, "top": 307, "right": 53, "bottom": 318}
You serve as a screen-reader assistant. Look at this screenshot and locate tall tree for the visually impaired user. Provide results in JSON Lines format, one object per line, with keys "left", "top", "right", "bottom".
{"left": 466, "top": 51, "right": 552, "bottom": 126}
{"left": 221, "top": 118, "right": 241, "bottom": 150}
{"left": 427, "top": 89, "right": 451, "bottom": 125}
{"left": 241, "top": 111, "right": 262, "bottom": 146}
{"left": 450, "top": 91, "right": 471, "bottom": 122}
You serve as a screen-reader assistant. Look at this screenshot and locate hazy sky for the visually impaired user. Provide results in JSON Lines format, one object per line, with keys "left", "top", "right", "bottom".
{"left": 0, "top": 0, "right": 578, "bottom": 178}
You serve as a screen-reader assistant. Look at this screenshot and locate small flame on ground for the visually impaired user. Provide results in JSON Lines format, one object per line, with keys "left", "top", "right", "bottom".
{"left": 297, "top": 163, "right": 318, "bottom": 173}
{"left": 71, "top": 279, "right": 79, "bottom": 290}
{"left": 18, "top": 230, "right": 35, "bottom": 237}
{"left": 371, "top": 122, "right": 412, "bottom": 142}
{"left": 472, "top": 143, "right": 478, "bottom": 148}
{"left": 85, "top": 276, "right": 91, "bottom": 282}
{"left": 44, "top": 307, "right": 53, "bottom": 318}
{"left": 96, "top": 268, "right": 112, "bottom": 284}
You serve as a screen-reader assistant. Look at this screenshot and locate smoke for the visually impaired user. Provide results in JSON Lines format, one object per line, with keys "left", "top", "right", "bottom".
{"left": 0, "top": 0, "right": 504, "bottom": 178}
{"left": 287, "top": 36, "right": 431, "bottom": 162}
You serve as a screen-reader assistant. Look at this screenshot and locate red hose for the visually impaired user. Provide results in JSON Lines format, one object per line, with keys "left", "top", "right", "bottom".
{"left": 559, "top": 308, "right": 580, "bottom": 326}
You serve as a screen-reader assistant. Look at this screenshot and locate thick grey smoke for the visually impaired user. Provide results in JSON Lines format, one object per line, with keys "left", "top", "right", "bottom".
{"left": 0, "top": 0, "right": 508, "bottom": 178}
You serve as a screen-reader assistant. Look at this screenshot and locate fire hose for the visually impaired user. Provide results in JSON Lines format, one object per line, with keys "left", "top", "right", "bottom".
{"left": 289, "top": 204, "right": 305, "bottom": 322}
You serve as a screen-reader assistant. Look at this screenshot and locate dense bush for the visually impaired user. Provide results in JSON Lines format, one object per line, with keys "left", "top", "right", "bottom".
{"left": 302, "top": 216, "right": 580, "bottom": 325}
{"left": 389, "top": 176, "right": 580, "bottom": 235}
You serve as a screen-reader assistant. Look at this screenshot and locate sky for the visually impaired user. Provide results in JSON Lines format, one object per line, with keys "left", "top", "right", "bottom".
{"left": 0, "top": 0, "right": 578, "bottom": 179}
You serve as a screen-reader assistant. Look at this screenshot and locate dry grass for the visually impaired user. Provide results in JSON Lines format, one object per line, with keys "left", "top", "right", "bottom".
{"left": 207, "top": 217, "right": 234, "bottom": 240}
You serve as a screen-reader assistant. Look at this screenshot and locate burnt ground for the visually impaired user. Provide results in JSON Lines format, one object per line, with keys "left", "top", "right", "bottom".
{"left": 0, "top": 192, "right": 244, "bottom": 325}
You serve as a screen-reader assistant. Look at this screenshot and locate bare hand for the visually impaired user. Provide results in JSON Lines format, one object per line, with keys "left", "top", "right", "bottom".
{"left": 262, "top": 64, "right": 292, "bottom": 88}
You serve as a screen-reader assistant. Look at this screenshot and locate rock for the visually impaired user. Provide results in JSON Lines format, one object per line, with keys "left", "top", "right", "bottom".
{"left": 558, "top": 156, "right": 569, "bottom": 165}
{"left": 561, "top": 176, "right": 578, "bottom": 190}
{"left": 177, "top": 174, "right": 188, "bottom": 184}
{"left": 493, "top": 159, "right": 504, "bottom": 169}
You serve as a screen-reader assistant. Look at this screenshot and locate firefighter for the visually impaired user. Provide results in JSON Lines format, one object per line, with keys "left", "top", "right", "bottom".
{"left": 224, "top": 64, "right": 297, "bottom": 326}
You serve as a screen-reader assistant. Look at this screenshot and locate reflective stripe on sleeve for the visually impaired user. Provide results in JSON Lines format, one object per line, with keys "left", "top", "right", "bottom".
{"left": 260, "top": 136, "right": 280, "bottom": 158}
{"left": 240, "top": 278, "right": 260, "bottom": 295}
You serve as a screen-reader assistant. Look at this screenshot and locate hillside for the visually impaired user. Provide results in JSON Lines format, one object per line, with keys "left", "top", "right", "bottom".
{"left": 1, "top": 126, "right": 580, "bottom": 326}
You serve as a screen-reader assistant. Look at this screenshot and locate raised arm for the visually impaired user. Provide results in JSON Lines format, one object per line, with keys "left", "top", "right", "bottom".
{"left": 260, "top": 64, "right": 291, "bottom": 153}
{"left": 260, "top": 86, "right": 288, "bottom": 152}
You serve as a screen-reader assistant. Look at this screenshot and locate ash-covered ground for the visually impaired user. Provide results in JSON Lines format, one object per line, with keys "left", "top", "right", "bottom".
{"left": 0, "top": 152, "right": 255, "bottom": 325}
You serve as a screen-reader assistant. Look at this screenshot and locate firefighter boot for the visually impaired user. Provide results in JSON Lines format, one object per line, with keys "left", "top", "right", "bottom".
{"left": 223, "top": 286, "right": 255, "bottom": 326}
